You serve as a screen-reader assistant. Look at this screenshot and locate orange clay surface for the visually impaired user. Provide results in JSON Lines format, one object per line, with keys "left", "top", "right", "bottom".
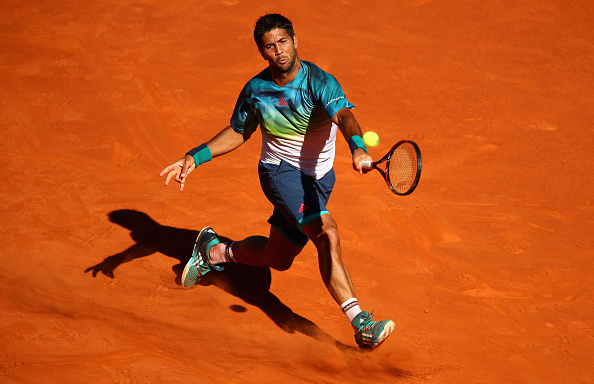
{"left": 1, "top": 1, "right": 593, "bottom": 383}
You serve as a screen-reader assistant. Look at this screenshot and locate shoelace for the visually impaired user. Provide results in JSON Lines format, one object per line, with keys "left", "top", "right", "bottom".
{"left": 356, "top": 311, "right": 375, "bottom": 332}
{"left": 193, "top": 247, "right": 224, "bottom": 272}
{"left": 192, "top": 253, "right": 208, "bottom": 268}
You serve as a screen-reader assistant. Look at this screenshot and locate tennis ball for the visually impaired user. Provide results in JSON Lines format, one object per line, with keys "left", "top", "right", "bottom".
{"left": 363, "top": 131, "right": 380, "bottom": 147}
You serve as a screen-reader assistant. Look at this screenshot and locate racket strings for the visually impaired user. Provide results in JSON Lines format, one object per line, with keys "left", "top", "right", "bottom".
{"left": 388, "top": 144, "right": 418, "bottom": 193}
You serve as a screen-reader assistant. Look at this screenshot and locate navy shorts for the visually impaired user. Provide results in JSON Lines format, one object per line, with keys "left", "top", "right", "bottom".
{"left": 258, "top": 160, "right": 335, "bottom": 247}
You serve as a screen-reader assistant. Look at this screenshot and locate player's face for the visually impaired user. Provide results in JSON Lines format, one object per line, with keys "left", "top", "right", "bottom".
{"left": 259, "top": 28, "right": 299, "bottom": 75}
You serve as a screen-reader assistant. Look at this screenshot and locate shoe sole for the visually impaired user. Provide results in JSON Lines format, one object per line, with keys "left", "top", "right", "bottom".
{"left": 181, "top": 245, "right": 200, "bottom": 287}
{"left": 181, "top": 227, "right": 217, "bottom": 287}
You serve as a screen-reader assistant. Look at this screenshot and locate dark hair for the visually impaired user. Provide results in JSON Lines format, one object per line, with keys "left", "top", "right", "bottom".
{"left": 253, "top": 13, "right": 295, "bottom": 48}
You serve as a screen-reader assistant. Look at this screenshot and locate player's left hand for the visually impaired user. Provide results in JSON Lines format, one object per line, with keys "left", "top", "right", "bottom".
{"left": 159, "top": 155, "right": 196, "bottom": 191}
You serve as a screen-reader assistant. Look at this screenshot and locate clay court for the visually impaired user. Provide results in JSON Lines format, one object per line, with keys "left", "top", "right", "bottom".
{"left": 1, "top": 0, "right": 592, "bottom": 383}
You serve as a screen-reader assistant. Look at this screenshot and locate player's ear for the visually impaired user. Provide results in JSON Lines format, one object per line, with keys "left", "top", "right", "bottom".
{"left": 293, "top": 35, "right": 298, "bottom": 49}
{"left": 256, "top": 38, "right": 266, "bottom": 59}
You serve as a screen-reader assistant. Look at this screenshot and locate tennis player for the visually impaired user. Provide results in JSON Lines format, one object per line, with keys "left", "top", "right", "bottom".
{"left": 160, "top": 13, "right": 394, "bottom": 349}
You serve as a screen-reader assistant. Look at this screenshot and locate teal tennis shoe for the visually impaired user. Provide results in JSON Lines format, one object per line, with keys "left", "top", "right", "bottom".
{"left": 181, "top": 226, "right": 224, "bottom": 287}
{"left": 352, "top": 311, "right": 395, "bottom": 349}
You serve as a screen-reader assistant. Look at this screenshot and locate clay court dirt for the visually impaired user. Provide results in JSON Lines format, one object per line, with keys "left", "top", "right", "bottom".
{"left": 1, "top": 0, "right": 592, "bottom": 383}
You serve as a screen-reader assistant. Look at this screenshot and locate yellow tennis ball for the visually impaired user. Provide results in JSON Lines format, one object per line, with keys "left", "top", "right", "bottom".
{"left": 363, "top": 131, "right": 380, "bottom": 147}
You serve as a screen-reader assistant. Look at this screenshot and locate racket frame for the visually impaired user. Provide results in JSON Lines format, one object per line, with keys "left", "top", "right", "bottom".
{"left": 362, "top": 140, "right": 422, "bottom": 195}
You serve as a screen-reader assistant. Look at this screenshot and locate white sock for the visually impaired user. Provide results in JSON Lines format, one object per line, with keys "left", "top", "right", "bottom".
{"left": 340, "top": 298, "right": 362, "bottom": 323}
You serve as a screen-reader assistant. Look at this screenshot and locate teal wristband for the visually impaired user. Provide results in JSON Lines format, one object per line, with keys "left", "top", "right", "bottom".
{"left": 186, "top": 144, "right": 212, "bottom": 166}
{"left": 348, "top": 135, "right": 368, "bottom": 154}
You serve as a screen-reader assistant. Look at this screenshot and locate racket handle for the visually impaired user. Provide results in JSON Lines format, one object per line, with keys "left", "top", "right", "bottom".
{"left": 361, "top": 160, "right": 373, "bottom": 169}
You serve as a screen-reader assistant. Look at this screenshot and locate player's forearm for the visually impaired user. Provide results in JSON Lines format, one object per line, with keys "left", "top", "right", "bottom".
{"left": 206, "top": 126, "right": 248, "bottom": 158}
{"left": 333, "top": 108, "right": 371, "bottom": 158}
{"left": 185, "top": 125, "right": 249, "bottom": 168}
{"left": 334, "top": 108, "right": 363, "bottom": 141}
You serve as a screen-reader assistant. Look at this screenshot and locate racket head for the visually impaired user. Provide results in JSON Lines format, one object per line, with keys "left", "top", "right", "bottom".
{"left": 384, "top": 140, "right": 422, "bottom": 195}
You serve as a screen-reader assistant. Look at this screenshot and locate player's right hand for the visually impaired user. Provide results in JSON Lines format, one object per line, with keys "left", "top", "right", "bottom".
{"left": 352, "top": 148, "right": 373, "bottom": 175}
{"left": 159, "top": 155, "right": 196, "bottom": 192}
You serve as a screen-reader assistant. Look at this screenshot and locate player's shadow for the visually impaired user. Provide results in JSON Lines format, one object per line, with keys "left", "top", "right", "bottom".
{"left": 85, "top": 209, "right": 355, "bottom": 351}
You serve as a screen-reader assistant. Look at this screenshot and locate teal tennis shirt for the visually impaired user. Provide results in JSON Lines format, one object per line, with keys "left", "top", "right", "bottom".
{"left": 230, "top": 61, "right": 355, "bottom": 179}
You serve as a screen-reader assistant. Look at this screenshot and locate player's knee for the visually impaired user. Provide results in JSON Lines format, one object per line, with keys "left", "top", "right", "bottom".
{"left": 325, "top": 225, "right": 340, "bottom": 243}
{"left": 305, "top": 217, "right": 338, "bottom": 243}
{"left": 270, "top": 257, "right": 294, "bottom": 271}
{"left": 315, "top": 224, "right": 339, "bottom": 249}
{"left": 264, "top": 239, "right": 301, "bottom": 271}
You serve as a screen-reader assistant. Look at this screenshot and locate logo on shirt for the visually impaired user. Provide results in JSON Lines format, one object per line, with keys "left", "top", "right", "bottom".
{"left": 278, "top": 97, "right": 288, "bottom": 106}
{"left": 325, "top": 96, "right": 344, "bottom": 108}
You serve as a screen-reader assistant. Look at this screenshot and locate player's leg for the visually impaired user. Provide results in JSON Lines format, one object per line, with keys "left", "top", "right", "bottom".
{"left": 182, "top": 223, "right": 303, "bottom": 286}
{"left": 218, "top": 160, "right": 312, "bottom": 270}
{"left": 303, "top": 213, "right": 395, "bottom": 349}
{"left": 182, "top": 161, "right": 310, "bottom": 282}
{"left": 218, "top": 225, "right": 304, "bottom": 271}
{"left": 302, "top": 213, "right": 355, "bottom": 304}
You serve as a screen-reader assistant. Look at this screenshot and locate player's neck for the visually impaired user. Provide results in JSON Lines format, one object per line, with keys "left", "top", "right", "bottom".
{"left": 270, "top": 58, "right": 301, "bottom": 87}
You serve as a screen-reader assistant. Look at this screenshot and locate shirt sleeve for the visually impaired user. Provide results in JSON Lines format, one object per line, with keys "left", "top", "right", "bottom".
{"left": 316, "top": 71, "right": 355, "bottom": 120}
{"left": 230, "top": 85, "right": 259, "bottom": 134}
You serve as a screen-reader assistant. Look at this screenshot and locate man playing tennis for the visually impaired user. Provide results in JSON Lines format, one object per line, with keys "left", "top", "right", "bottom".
{"left": 160, "top": 13, "right": 395, "bottom": 349}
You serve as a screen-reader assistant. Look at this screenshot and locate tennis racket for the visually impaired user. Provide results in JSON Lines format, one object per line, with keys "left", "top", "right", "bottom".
{"left": 361, "top": 140, "right": 422, "bottom": 195}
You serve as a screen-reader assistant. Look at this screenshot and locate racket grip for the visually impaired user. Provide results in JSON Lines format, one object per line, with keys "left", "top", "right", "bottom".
{"left": 361, "top": 160, "right": 373, "bottom": 169}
